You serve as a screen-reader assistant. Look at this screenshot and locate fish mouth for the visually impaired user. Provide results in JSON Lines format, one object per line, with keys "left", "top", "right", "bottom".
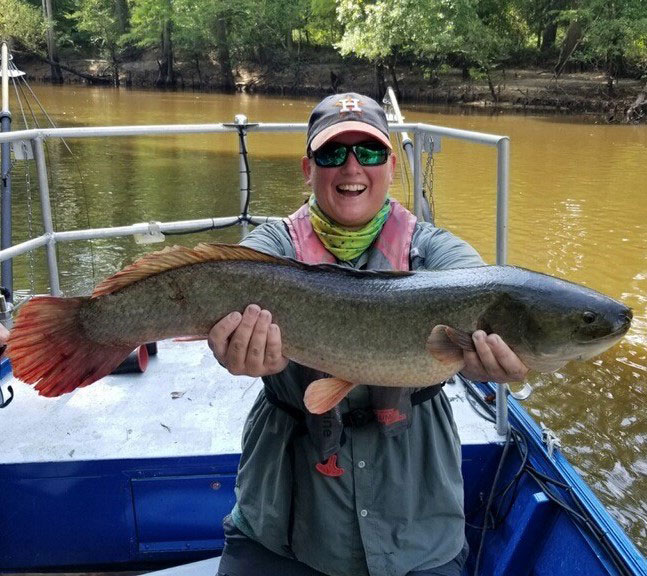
{"left": 575, "top": 309, "right": 632, "bottom": 345}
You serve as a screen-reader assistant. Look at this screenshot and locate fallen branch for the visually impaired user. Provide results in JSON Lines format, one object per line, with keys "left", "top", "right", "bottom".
{"left": 34, "top": 53, "right": 113, "bottom": 84}
{"left": 625, "top": 79, "right": 647, "bottom": 123}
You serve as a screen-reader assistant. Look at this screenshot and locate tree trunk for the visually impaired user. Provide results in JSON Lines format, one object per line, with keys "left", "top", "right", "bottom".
{"left": 215, "top": 16, "right": 235, "bottom": 91}
{"left": 375, "top": 61, "right": 386, "bottom": 100}
{"left": 388, "top": 55, "right": 401, "bottom": 101}
{"left": 111, "top": 47, "right": 120, "bottom": 87}
{"left": 41, "top": 0, "right": 63, "bottom": 83}
{"left": 554, "top": 21, "right": 583, "bottom": 78}
{"left": 157, "top": 18, "right": 174, "bottom": 87}
{"left": 606, "top": 52, "right": 616, "bottom": 97}
{"left": 36, "top": 54, "right": 111, "bottom": 83}
{"left": 194, "top": 55, "right": 203, "bottom": 89}
{"left": 625, "top": 79, "right": 647, "bottom": 123}
{"left": 114, "top": 0, "right": 130, "bottom": 34}
{"left": 540, "top": 22, "right": 558, "bottom": 57}
{"left": 485, "top": 69, "right": 498, "bottom": 103}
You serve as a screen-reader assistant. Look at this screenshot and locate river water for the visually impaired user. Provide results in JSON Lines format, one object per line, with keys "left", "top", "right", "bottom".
{"left": 5, "top": 85, "right": 647, "bottom": 554}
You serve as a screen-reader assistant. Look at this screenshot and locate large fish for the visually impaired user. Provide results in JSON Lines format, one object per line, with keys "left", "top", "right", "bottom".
{"left": 7, "top": 243, "right": 632, "bottom": 413}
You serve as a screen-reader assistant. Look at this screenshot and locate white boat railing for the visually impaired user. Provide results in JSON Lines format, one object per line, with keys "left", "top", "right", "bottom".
{"left": 0, "top": 118, "right": 511, "bottom": 434}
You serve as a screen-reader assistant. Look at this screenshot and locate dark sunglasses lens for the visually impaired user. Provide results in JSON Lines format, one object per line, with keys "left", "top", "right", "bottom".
{"left": 314, "top": 145, "right": 348, "bottom": 167}
{"left": 354, "top": 144, "right": 388, "bottom": 166}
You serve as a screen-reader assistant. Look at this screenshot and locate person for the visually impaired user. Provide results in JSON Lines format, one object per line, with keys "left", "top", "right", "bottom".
{"left": 210, "top": 92, "right": 528, "bottom": 576}
{"left": 0, "top": 323, "right": 8, "bottom": 357}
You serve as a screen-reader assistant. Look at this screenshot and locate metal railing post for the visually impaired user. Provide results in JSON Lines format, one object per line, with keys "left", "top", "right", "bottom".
{"left": 413, "top": 128, "right": 423, "bottom": 221}
{"left": 235, "top": 114, "right": 249, "bottom": 240}
{"left": 1, "top": 43, "right": 13, "bottom": 301}
{"left": 32, "top": 136, "right": 61, "bottom": 295}
{"left": 385, "top": 87, "right": 432, "bottom": 224}
{"left": 495, "top": 136, "right": 510, "bottom": 436}
{"left": 496, "top": 137, "right": 509, "bottom": 266}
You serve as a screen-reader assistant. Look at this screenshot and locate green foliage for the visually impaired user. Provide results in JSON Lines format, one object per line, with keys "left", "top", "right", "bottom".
{"left": 337, "top": 0, "right": 526, "bottom": 74}
{"left": 3, "top": 0, "right": 647, "bottom": 83}
{"left": 68, "top": 0, "right": 128, "bottom": 61}
{"left": 0, "top": 0, "right": 46, "bottom": 52}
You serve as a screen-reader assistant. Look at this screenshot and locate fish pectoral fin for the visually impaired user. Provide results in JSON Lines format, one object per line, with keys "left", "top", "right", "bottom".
{"left": 304, "top": 378, "right": 357, "bottom": 414}
{"left": 444, "top": 326, "right": 476, "bottom": 352}
{"left": 426, "top": 325, "right": 474, "bottom": 364}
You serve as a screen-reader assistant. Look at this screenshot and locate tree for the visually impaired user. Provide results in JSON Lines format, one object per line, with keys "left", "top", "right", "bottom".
{"left": 172, "top": 0, "right": 242, "bottom": 89}
{"left": 337, "top": 0, "right": 527, "bottom": 100}
{"left": 556, "top": 0, "right": 647, "bottom": 94}
{"left": 0, "top": 0, "right": 46, "bottom": 53}
{"left": 68, "top": 0, "right": 130, "bottom": 84}
{"left": 42, "top": 0, "right": 64, "bottom": 82}
{"left": 129, "top": 0, "right": 175, "bottom": 85}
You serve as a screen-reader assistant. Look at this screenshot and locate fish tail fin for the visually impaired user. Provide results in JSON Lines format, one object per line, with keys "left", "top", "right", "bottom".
{"left": 7, "top": 296, "right": 133, "bottom": 397}
{"left": 304, "top": 377, "right": 357, "bottom": 414}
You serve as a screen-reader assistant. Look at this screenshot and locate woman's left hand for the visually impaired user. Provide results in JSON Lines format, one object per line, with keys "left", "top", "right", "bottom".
{"left": 460, "top": 330, "right": 529, "bottom": 383}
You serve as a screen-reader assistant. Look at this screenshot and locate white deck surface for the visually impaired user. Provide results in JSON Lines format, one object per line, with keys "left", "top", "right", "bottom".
{"left": 146, "top": 556, "right": 221, "bottom": 576}
{"left": 0, "top": 339, "right": 501, "bottom": 464}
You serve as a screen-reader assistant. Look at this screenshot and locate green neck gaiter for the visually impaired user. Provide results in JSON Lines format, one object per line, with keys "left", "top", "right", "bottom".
{"left": 308, "top": 194, "right": 391, "bottom": 262}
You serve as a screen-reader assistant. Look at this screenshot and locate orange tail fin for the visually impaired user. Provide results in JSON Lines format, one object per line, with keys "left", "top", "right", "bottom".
{"left": 7, "top": 296, "right": 133, "bottom": 397}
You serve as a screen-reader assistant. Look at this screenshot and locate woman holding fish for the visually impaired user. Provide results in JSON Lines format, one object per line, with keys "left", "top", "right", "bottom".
{"left": 211, "top": 93, "right": 529, "bottom": 576}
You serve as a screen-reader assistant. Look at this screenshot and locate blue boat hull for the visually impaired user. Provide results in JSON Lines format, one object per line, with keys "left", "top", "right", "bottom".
{"left": 1, "top": 412, "right": 646, "bottom": 575}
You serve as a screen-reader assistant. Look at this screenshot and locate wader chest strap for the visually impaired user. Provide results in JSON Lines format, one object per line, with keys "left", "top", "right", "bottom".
{"left": 263, "top": 383, "right": 444, "bottom": 429}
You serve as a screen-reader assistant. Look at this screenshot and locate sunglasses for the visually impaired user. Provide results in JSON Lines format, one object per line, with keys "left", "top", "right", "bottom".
{"left": 310, "top": 141, "right": 390, "bottom": 168}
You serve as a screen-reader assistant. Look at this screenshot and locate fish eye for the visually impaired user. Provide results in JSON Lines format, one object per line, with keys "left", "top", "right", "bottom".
{"left": 582, "top": 311, "right": 597, "bottom": 324}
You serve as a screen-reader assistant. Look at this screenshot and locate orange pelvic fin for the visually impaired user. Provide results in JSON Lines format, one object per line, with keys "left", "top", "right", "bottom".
{"left": 7, "top": 296, "right": 133, "bottom": 397}
{"left": 304, "top": 378, "right": 357, "bottom": 414}
{"left": 426, "top": 325, "right": 474, "bottom": 364}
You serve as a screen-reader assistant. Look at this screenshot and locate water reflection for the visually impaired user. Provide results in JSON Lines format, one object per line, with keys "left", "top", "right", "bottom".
{"left": 5, "top": 85, "right": 647, "bottom": 554}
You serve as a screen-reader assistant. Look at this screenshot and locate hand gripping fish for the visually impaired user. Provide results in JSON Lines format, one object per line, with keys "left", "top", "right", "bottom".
{"left": 7, "top": 243, "right": 632, "bottom": 412}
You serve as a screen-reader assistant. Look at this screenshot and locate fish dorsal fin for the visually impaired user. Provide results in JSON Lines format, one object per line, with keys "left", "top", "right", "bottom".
{"left": 92, "top": 243, "right": 284, "bottom": 297}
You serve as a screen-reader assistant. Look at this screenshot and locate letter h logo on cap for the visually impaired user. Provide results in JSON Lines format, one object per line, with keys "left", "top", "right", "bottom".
{"left": 336, "top": 96, "right": 362, "bottom": 114}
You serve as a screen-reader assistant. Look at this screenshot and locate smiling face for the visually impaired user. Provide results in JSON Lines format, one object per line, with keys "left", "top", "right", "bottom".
{"left": 301, "top": 131, "right": 397, "bottom": 228}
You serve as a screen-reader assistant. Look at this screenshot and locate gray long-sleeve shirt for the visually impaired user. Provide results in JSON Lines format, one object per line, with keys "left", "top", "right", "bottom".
{"left": 230, "top": 219, "right": 483, "bottom": 576}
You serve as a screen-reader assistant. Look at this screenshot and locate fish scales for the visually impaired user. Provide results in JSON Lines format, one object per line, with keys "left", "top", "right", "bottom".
{"left": 84, "top": 263, "right": 512, "bottom": 386}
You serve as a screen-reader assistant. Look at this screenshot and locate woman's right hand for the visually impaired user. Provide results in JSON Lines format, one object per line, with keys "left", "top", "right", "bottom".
{"left": 208, "top": 304, "right": 289, "bottom": 377}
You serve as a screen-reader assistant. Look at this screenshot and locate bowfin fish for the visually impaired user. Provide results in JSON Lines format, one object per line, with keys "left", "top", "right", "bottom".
{"left": 7, "top": 243, "right": 632, "bottom": 404}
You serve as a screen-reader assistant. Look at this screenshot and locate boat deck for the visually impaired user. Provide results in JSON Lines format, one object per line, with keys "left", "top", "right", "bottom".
{"left": 0, "top": 339, "right": 501, "bottom": 465}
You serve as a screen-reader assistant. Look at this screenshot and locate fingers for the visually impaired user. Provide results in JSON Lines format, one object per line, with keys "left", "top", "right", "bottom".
{"left": 265, "top": 324, "right": 287, "bottom": 372}
{"left": 208, "top": 310, "right": 243, "bottom": 363}
{"left": 246, "top": 309, "right": 272, "bottom": 375}
{"left": 208, "top": 305, "right": 288, "bottom": 377}
{"left": 462, "top": 331, "right": 529, "bottom": 383}
{"left": 227, "top": 305, "right": 261, "bottom": 374}
{"left": 484, "top": 332, "right": 528, "bottom": 381}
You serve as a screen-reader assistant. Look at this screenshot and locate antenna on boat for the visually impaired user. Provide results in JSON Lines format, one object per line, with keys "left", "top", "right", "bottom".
{"left": 383, "top": 86, "right": 434, "bottom": 224}
{"left": 1, "top": 42, "right": 23, "bottom": 309}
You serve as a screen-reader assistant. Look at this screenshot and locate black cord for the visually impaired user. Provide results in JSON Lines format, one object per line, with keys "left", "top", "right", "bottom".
{"left": 473, "top": 426, "right": 513, "bottom": 576}
{"left": 238, "top": 125, "right": 251, "bottom": 218}
{"left": 462, "top": 378, "right": 634, "bottom": 576}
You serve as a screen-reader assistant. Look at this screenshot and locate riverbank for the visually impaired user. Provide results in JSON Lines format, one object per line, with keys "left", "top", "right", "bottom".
{"left": 19, "top": 53, "right": 646, "bottom": 123}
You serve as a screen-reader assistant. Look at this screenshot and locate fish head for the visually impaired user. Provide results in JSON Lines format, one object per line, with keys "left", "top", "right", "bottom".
{"left": 476, "top": 271, "right": 632, "bottom": 373}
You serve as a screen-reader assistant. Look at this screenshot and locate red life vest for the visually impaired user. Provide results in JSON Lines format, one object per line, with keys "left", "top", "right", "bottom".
{"left": 283, "top": 199, "right": 417, "bottom": 270}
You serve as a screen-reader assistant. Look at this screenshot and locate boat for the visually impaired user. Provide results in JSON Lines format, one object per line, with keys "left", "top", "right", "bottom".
{"left": 0, "top": 46, "right": 646, "bottom": 576}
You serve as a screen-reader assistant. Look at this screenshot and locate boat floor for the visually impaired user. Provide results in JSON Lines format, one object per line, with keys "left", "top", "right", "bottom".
{"left": 0, "top": 339, "right": 501, "bottom": 464}
{"left": 3, "top": 557, "right": 221, "bottom": 576}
